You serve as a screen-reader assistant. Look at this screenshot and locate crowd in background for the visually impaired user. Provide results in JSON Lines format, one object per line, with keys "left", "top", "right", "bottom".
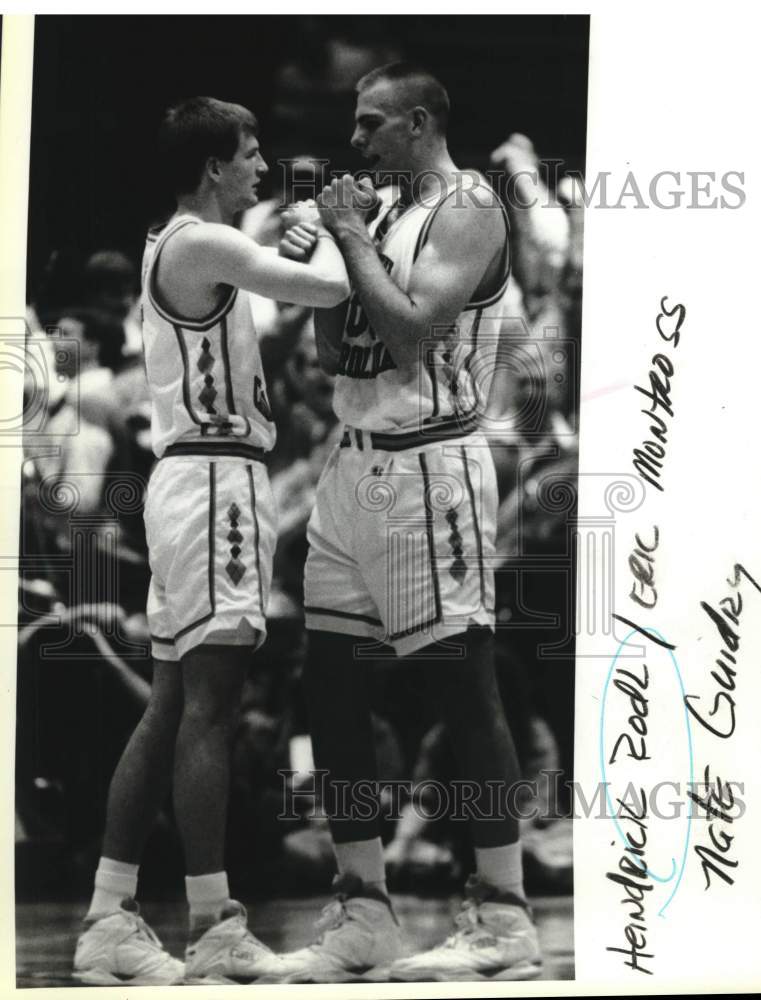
{"left": 16, "top": 45, "right": 584, "bottom": 901}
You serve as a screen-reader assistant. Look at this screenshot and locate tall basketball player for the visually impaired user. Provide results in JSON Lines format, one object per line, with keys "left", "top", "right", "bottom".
{"left": 73, "top": 97, "right": 348, "bottom": 986}
{"left": 273, "top": 64, "right": 543, "bottom": 982}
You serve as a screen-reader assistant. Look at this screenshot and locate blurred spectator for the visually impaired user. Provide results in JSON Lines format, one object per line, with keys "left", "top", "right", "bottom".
{"left": 490, "top": 365, "right": 577, "bottom": 547}
{"left": 23, "top": 324, "right": 116, "bottom": 522}
{"left": 557, "top": 174, "right": 585, "bottom": 343}
{"left": 490, "top": 133, "right": 570, "bottom": 327}
{"left": 48, "top": 306, "right": 132, "bottom": 471}
{"left": 490, "top": 363, "right": 578, "bottom": 815}
{"left": 83, "top": 250, "right": 142, "bottom": 358}
{"left": 83, "top": 251, "right": 138, "bottom": 323}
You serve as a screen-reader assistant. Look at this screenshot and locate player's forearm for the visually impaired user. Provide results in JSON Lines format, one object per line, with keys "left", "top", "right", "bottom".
{"left": 334, "top": 227, "right": 428, "bottom": 368}
{"left": 308, "top": 234, "right": 351, "bottom": 304}
{"left": 250, "top": 241, "right": 349, "bottom": 308}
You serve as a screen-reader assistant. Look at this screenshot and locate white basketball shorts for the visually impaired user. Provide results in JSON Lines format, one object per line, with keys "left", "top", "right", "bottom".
{"left": 144, "top": 446, "right": 276, "bottom": 661}
{"left": 304, "top": 427, "right": 497, "bottom": 657}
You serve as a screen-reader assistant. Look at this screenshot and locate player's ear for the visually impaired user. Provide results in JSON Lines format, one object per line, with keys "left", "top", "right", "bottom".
{"left": 206, "top": 156, "right": 223, "bottom": 183}
{"left": 410, "top": 107, "right": 428, "bottom": 136}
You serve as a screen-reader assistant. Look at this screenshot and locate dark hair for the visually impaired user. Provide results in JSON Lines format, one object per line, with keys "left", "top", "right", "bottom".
{"left": 158, "top": 96, "right": 258, "bottom": 196}
{"left": 55, "top": 306, "right": 126, "bottom": 373}
{"left": 356, "top": 62, "right": 450, "bottom": 134}
{"left": 84, "top": 250, "right": 138, "bottom": 297}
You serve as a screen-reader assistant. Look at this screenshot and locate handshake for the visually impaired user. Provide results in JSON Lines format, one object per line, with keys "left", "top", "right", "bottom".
{"left": 279, "top": 174, "right": 380, "bottom": 262}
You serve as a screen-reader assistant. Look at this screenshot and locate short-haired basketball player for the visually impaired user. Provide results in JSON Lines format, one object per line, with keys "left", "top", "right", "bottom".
{"left": 272, "top": 64, "right": 543, "bottom": 982}
{"left": 73, "top": 96, "right": 349, "bottom": 986}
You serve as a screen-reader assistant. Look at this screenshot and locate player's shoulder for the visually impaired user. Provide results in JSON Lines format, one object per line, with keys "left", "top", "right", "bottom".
{"left": 430, "top": 172, "right": 504, "bottom": 241}
{"left": 165, "top": 217, "right": 256, "bottom": 262}
{"left": 455, "top": 170, "right": 504, "bottom": 210}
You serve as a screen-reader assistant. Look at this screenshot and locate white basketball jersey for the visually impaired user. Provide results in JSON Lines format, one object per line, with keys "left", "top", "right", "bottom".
{"left": 332, "top": 174, "right": 510, "bottom": 433}
{"left": 141, "top": 215, "right": 276, "bottom": 458}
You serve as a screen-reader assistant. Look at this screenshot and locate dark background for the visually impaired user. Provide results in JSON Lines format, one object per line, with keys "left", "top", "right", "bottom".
{"left": 27, "top": 14, "right": 589, "bottom": 299}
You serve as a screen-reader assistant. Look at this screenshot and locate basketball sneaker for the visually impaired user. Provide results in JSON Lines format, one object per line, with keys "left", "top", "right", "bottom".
{"left": 183, "top": 900, "right": 279, "bottom": 984}
{"left": 389, "top": 875, "right": 542, "bottom": 982}
{"left": 262, "top": 873, "right": 403, "bottom": 983}
{"left": 73, "top": 897, "right": 184, "bottom": 986}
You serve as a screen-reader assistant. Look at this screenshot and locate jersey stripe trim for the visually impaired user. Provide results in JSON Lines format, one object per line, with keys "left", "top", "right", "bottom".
{"left": 463, "top": 207, "right": 512, "bottom": 311}
{"left": 150, "top": 633, "right": 174, "bottom": 645}
{"left": 460, "top": 308, "right": 483, "bottom": 419}
{"left": 412, "top": 186, "right": 460, "bottom": 262}
{"left": 173, "top": 324, "right": 203, "bottom": 426}
{"left": 410, "top": 181, "right": 511, "bottom": 310}
{"left": 246, "top": 465, "right": 264, "bottom": 617}
{"left": 418, "top": 451, "right": 443, "bottom": 626}
{"left": 304, "top": 606, "right": 383, "bottom": 628}
{"left": 174, "top": 461, "right": 217, "bottom": 642}
{"left": 464, "top": 199, "right": 511, "bottom": 310}
{"left": 378, "top": 411, "right": 478, "bottom": 447}
{"left": 219, "top": 313, "right": 237, "bottom": 415}
{"left": 339, "top": 411, "right": 478, "bottom": 450}
{"left": 147, "top": 217, "right": 238, "bottom": 332}
{"left": 460, "top": 446, "right": 487, "bottom": 607}
{"left": 388, "top": 615, "right": 442, "bottom": 642}
{"left": 387, "top": 450, "right": 444, "bottom": 642}
{"left": 425, "top": 341, "right": 441, "bottom": 420}
{"left": 163, "top": 441, "right": 266, "bottom": 461}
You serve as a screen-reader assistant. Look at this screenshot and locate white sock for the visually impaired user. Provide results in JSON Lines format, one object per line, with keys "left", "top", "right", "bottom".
{"left": 334, "top": 838, "right": 388, "bottom": 899}
{"left": 86, "top": 857, "right": 139, "bottom": 920}
{"left": 475, "top": 842, "right": 525, "bottom": 899}
{"left": 185, "top": 871, "right": 230, "bottom": 932}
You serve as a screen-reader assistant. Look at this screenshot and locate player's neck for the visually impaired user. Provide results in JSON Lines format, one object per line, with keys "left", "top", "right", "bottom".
{"left": 399, "top": 150, "right": 458, "bottom": 205}
{"left": 175, "top": 192, "right": 234, "bottom": 226}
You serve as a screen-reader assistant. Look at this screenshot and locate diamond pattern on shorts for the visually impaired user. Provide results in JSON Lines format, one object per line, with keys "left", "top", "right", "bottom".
{"left": 445, "top": 508, "right": 467, "bottom": 583}
{"left": 197, "top": 337, "right": 218, "bottom": 413}
{"left": 225, "top": 502, "right": 246, "bottom": 585}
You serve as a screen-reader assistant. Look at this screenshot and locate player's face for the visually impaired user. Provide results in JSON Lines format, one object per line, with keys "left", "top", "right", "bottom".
{"left": 351, "top": 83, "right": 413, "bottom": 175}
{"left": 218, "top": 131, "right": 268, "bottom": 212}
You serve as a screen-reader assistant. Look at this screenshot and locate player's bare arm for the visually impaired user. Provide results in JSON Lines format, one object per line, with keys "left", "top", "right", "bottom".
{"left": 281, "top": 183, "right": 380, "bottom": 375}
{"left": 275, "top": 213, "right": 347, "bottom": 374}
{"left": 159, "top": 221, "right": 350, "bottom": 313}
{"left": 317, "top": 174, "right": 505, "bottom": 368}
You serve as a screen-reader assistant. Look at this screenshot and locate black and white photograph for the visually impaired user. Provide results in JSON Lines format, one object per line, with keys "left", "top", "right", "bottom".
{"left": 11, "top": 13, "right": 587, "bottom": 989}
{"left": 8, "top": 6, "right": 761, "bottom": 997}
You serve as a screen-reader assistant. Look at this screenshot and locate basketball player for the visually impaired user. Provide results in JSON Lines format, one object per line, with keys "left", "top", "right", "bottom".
{"left": 272, "top": 64, "right": 543, "bottom": 982}
{"left": 73, "top": 97, "right": 349, "bottom": 986}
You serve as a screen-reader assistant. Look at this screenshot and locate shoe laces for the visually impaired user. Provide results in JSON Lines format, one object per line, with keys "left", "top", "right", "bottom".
{"left": 126, "top": 912, "right": 165, "bottom": 953}
{"left": 312, "top": 896, "right": 350, "bottom": 945}
{"left": 444, "top": 898, "right": 497, "bottom": 950}
{"left": 218, "top": 902, "right": 273, "bottom": 955}
{"left": 238, "top": 926, "right": 273, "bottom": 956}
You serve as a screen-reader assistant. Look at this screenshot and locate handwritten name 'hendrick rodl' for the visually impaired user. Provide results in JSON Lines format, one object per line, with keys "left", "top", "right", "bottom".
{"left": 605, "top": 788, "right": 655, "bottom": 976}
{"left": 632, "top": 297, "right": 686, "bottom": 493}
